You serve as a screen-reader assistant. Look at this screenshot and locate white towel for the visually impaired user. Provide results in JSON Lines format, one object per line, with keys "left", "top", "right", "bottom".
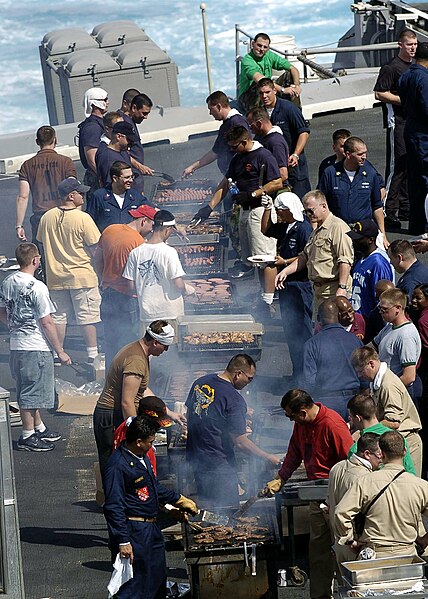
{"left": 107, "top": 554, "right": 133, "bottom": 597}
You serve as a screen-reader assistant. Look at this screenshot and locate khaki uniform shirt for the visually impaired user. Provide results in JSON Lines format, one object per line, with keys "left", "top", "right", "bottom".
{"left": 374, "top": 368, "right": 421, "bottom": 435}
{"left": 328, "top": 454, "right": 372, "bottom": 535}
{"left": 335, "top": 463, "right": 428, "bottom": 550}
{"left": 300, "top": 212, "right": 354, "bottom": 284}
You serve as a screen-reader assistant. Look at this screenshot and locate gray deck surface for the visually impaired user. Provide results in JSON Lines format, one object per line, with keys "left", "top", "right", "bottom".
{"left": 0, "top": 105, "right": 424, "bottom": 598}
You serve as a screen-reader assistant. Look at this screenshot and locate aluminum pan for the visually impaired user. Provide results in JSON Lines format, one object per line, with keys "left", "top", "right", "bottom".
{"left": 341, "top": 555, "right": 425, "bottom": 586}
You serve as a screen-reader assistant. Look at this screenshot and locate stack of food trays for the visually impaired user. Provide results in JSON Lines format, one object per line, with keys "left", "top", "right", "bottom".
{"left": 183, "top": 274, "right": 237, "bottom": 314}
{"left": 168, "top": 234, "right": 225, "bottom": 275}
{"left": 177, "top": 315, "right": 264, "bottom": 362}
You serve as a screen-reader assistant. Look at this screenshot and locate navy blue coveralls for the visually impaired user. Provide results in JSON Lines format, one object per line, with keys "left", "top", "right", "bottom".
{"left": 270, "top": 98, "right": 311, "bottom": 198}
{"left": 86, "top": 187, "right": 145, "bottom": 232}
{"left": 318, "top": 159, "right": 383, "bottom": 224}
{"left": 299, "top": 323, "right": 362, "bottom": 419}
{"left": 103, "top": 444, "right": 180, "bottom": 599}
{"left": 77, "top": 114, "right": 104, "bottom": 199}
{"left": 398, "top": 63, "right": 428, "bottom": 234}
{"left": 264, "top": 219, "right": 313, "bottom": 378}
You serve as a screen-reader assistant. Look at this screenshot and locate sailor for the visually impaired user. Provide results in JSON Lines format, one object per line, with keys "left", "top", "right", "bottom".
{"left": 263, "top": 388, "right": 353, "bottom": 599}
{"left": 335, "top": 297, "right": 366, "bottom": 341}
{"left": 317, "top": 128, "right": 351, "bottom": 184}
{"left": 374, "top": 29, "right": 417, "bottom": 229}
{"left": 103, "top": 416, "right": 198, "bottom": 599}
{"left": 182, "top": 90, "right": 251, "bottom": 178}
{"left": 388, "top": 239, "right": 428, "bottom": 301}
{"left": 117, "top": 88, "right": 140, "bottom": 118}
{"left": 351, "top": 346, "right": 423, "bottom": 476}
{"left": 77, "top": 87, "right": 109, "bottom": 200}
{"left": 261, "top": 191, "right": 313, "bottom": 379}
{"left": 275, "top": 190, "right": 354, "bottom": 313}
{"left": 335, "top": 431, "right": 428, "bottom": 560}
{"left": 299, "top": 299, "right": 362, "bottom": 419}
{"left": 257, "top": 78, "right": 310, "bottom": 199}
{"left": 347, "top": 219, "right": 393, "bottom": 317}
{"left": 318, "top": 136, "right": 387, "bottom": 247}
{"left": 185, "top": 354, "right": 279, "bottom": 507}
{"left": 238, "top": 32, "right": 301, "bottom": 112}
{"left": 328, "top": 432, "right": 382, "bottom": 569}
{"left": 347, "top": 393, "right": 416, "bottom": 475}
{"left": 94, "top": 122, "right": 136, "bottom": 190}
{"left": 93, "top": 320, "right": 180, "bottom": 474}
{"left": 398, "top": 42, "right": 428, "bottom": 235}
{"left": 191, "top": 125, "right": 282, "bottom": 314}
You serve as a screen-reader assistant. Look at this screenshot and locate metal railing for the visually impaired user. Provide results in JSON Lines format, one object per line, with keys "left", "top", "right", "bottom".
{"left": 0, "top": 389, "right": 25, "bottom": 598}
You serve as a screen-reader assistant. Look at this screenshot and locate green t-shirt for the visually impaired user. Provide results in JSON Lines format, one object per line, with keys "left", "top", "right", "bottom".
{"left": 239, "top": 50, "right": 292, "bottom": 96}
{"left": 348, "top": 423, "right": 416, "bottom": 475}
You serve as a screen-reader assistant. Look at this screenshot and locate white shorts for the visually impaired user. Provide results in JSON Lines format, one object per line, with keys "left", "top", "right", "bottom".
{"left": 51, "top": 287, "right": 101, "bottom": 326}
{"left": 238, "top": 206, "right": 277, "bottom": 263}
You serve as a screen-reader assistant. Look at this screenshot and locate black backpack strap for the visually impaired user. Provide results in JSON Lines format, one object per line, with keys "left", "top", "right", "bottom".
{"left": 362, "top": 469, "right": 405, "bottom": 516}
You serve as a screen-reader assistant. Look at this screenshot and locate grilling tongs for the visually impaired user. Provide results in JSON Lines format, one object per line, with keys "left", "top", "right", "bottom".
{"left": 231, "top": 488, "right": 267, "bottom": 521}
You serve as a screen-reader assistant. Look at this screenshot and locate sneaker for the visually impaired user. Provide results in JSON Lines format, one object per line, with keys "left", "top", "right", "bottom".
{"left": 17, "top": 433, "right": 54, "bottom": 452}
{"left": 37, "top": 428, "right": 62, "bottom": 443}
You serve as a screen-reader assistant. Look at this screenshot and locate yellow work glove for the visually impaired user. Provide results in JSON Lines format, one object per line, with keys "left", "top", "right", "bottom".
{"left": 264, "top": 474, "right": 285, "bottom": 497}
{"left": 174, "top": 495, "right": 198, "bottom": 515}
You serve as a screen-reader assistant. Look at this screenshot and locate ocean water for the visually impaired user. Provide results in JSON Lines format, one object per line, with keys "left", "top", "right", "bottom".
{"left": 0, "top": 1, "right": 423, "bottom": 134}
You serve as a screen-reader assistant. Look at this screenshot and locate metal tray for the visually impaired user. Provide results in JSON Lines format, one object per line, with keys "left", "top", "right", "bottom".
{"left": 183, "top": 274, "right": 238, "bottom": 314}
{"left": 174, "top": 243, "right": 225, "bottom": 275}
{"left": 151, "top": 179, "right": 216, "bottom": 206}
{"left": 168, "top": 233, "right": 220, "bottom": 245}
{"left": 342, "top": 555, "right": 425, "bottom": 586}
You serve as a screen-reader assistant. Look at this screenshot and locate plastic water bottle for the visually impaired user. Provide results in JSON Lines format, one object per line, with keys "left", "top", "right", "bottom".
{"left": 228, "top": 178, "right": 239, "bottom": 197}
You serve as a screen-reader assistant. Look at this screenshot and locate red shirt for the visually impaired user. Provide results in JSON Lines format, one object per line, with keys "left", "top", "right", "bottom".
{"left": 350, "top": 312, "right": 366, "bottom": 340}
{"left": 279, "top": 403, "right": 353, "bottom": 481}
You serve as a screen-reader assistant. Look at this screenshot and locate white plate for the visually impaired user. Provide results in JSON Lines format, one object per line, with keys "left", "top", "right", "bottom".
{"left": 248, "top": 254, "right": 276, "bottom": 265}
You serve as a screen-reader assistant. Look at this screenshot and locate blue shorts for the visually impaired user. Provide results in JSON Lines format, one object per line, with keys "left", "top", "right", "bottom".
{"left": 10, "top": 350, "right": 54, "bottom": 410}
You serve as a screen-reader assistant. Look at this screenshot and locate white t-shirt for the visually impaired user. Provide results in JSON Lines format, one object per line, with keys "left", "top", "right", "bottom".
{"left": 113, "top": 192, "right": 125, "bottom": 209}
{"left": 0, "top": 271, "right": 55, "bottom": 351}
{"left": 123, "top": 242, "right": 185, "bottom": 321}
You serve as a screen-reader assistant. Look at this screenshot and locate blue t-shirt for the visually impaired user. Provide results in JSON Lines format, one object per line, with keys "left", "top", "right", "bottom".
{"left": 212, "top": 112, "right": 250, "bottom": 175}
{"left": 397, "top": 260, "right": 428, "bottom": 299}
{"left": 185, "top": 373, "right": 247, "bottom": 466}
{"left": 265, "top": 219, "right": 312, "bottom": 282}
{"left": 257, "top": 130, "right": 289, "bottom": 170}
{"left": 351, "top": 249, "right": 394, "bottom": 316}
{"left": 78, "top": 114, "right": 104, "bottom": 171}
{"left": 226, "top": 144, "right": 280, "bottom": 194}
{"left": 95, "top": 144, "right": 131, "bottom": 188}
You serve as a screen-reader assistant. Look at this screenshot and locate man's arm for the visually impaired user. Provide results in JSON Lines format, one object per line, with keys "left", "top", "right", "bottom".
{"left": 400, "top": 364, "right": 416, "bottom": 387}
{"left": 84, "top": 147, "right": 98, "bottom": 173}
{"left": 0, "top": 307, "right": 8, "bottom": 327}
{"left": 334, "top": 480, "right": 365, "bottom": 545}
{"left": 208, "top": 177, "right": 229, "bottom": 210}
{"left": 172, "top": 276, "right": 195, "bottom": 298}
{"left": 336, "top": 262, "right": 352, "bottom": 297}
{"left": 261, "top": 205, "right": 274, "bottom": 235}
{"left": 233, "top": 432, "right": 280, "bottom": 466}
{"left": 130, "top": 156, "right": 154, "bottom": 176}
{"left": 182, "top": 150, "right": 218, "bottom": 178}
{"left": 374, "top": 90, "right": 401, "bottom": 105}
{"left": 300, "top": 340, "right": 317, "bottom": 393}
{"left": 289, "top": 132, "right": 310, "bottom": 168}
{"left": 93, "top": 246, "right": 104, "bottom": 279}
{"left": 103, "top": 461, "right": 134, "bottom": 561}
{"left": 121, "top": 374, "right": 141, "bottom": 419}
{"left": 16, "top": 180, "right": 30, "bottom": 241}
{"left": 38, "top": 314, "right": 71, "bottom": 364}
{"left": 275, "top": 254, "right": 307, "bottom": 289}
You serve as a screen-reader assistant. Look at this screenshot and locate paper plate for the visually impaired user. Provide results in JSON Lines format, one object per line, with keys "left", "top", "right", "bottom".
{"left": 248, "top": 254, "right": 276, "bottom": 265}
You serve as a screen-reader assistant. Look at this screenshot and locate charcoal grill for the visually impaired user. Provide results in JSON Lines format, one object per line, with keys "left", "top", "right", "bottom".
{"left": 177, "top": 315, "right": 264, "bottom": 362}
{"left": 183, "top": 505, "right": 281, "bottom": 599}
{"left": 151, "top": 179, "right": 216, "bottom": 206}
{"left": 171, "top": 241, "right": 225, "bottom": 275}
{"left": 183, "top": 274, "right": 238, "bottom": 314}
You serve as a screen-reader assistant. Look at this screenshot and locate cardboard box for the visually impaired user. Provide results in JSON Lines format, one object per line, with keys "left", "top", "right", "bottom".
{"left": 56, "top": 392, "right": 98, "bottom": 416}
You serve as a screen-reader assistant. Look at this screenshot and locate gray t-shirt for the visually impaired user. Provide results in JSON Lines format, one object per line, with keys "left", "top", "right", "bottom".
{"left": 374, "top": 322, "right": 421, "bottom": 376}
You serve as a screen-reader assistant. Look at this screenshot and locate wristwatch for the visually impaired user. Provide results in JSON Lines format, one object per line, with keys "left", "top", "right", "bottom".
{"left": 338, "top": 284, "right": 347, "bottom": 290}
{"left": 251, "top": 191, "right": 257, "bottom": 199}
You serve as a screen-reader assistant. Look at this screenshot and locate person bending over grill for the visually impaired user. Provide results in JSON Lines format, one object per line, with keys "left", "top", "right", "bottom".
{"left": 263, "top": 389, "right": 353, "bottom": 599}
{"left": 103, "top": 416, "right": 198, "bottom": 599}
{"left": 186, "top": 354, "right": 280, "bottom": 507}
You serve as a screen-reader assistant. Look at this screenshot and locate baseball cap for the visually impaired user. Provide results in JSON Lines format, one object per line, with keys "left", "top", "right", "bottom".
{"left": 128, "top": 204, "right": 157, "bottom": 219}
{"left": 347, "top": 219, "right": 379, "bottom": 240}
{"left": 137, "top": 396, "right": 174, "bottom": 428}
{"left": 416, "top": 42, "right": 428, "bottom": 60}
{"left": 154, "top": 209, "right": 177, "bottom": 229}
{"left": 112, "top": 121, "right": 139, "bottom": 144}
{"left": 58, "top": 177, "right": 90, "bottom": 197}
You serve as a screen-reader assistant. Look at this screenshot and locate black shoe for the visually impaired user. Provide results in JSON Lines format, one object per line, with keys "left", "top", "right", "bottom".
{"left": 37, "top": 428, "right": 62, "bottom": 443}
{"left": 17, "top": 433, "right": 54, "bottom": 452}
{"left": 384, "top": 216, "right": 401, "bottom": 230}
{"left": 230, "top": 266, "right": 255, "bottom": 280}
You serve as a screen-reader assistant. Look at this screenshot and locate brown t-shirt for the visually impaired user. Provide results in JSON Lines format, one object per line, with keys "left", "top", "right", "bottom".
{"left": 96, "top": 341, "right": 150, "bottom": 411}
{"left": 19, "top": 149, "right": 76, "bottom": 213}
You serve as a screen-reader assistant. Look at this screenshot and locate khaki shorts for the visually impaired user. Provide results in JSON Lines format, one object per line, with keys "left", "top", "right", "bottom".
{"left": 239, "top": 206, "right": 277, "bottom": 263}
{"left": 51, "top": 287, "right": 101, "bottom": 326}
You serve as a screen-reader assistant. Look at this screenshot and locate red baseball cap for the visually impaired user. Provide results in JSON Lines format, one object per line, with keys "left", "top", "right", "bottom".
{"left": 128, "top": 204, "right": 157, "bottom": 219}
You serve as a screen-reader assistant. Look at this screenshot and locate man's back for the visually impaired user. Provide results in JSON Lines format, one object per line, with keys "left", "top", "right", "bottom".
{"left": 351, "top": 249, "right": 393, "bottom": 316}
{"left": 397, "top": 259, "right": 428, "bottom": 298}
{"left": 97, "top": 224, "right": 144, "bottom": 293}
{"left": 37, "top": 208, "right": 100, "bottom": 289}
{"left": 185, "top": 373, "right": 247, "bottom": 465}
{"left": 19, "top": 149, "right": 76, "bottom": 213}
{"left": 375, "top": 367, "right": 421, "bottom": 434}
{"left": 375, "top": 321, "right": 421, "bottom": 377}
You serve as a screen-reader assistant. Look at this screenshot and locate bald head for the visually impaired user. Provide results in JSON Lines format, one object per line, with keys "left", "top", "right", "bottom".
{"left": 375, "top": 279, "right": 395, "bottom": 300}
{"left": 318, "top": 299, "right": 339, "bottom": 326}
